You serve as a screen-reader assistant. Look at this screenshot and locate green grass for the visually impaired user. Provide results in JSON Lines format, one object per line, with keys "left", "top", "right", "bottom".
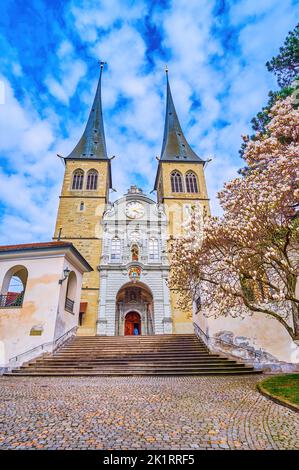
{"left": 260, "top": 374, "right": 299, "bottom": 407}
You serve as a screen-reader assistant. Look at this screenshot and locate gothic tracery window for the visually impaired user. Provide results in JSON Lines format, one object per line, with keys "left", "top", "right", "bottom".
{"left": 185, "top": 171, "right": 199, "bottom": 193}
{"left": 72, "top": 169, "right": 84, "bottom": 190}
{"left": 171, "top": 171, "right": 183, "bottom": 193}
{"left": 86, "top": 169, "right": 98, "bottom": 190}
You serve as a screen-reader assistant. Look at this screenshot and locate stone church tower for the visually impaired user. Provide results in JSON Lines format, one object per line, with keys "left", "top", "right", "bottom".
{"left": 54, "top": 66, "right": 210, "bottom": 336}
{"left": 154, "top": 70, "right": 210, "bottom": 332}
{"left": 54, "top": 63, "right": 112, "bottom": 335}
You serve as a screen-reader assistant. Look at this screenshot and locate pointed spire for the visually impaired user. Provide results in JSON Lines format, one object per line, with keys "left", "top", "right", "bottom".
{"left": 66, "top": 62, "right": 108, "bottom": 160}
{"left": 160, "top": 69, "right": 203, "bottom": 163}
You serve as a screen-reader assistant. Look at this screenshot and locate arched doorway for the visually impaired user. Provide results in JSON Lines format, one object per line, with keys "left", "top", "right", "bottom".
{"left": 115, "top": 282, "right": 154, "bottom": 335}
{"left": 125, "top": 311, "right": 141, "bottom": 336}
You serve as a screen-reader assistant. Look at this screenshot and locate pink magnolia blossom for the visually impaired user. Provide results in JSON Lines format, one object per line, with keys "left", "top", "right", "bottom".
{"left": 169, "top": 97, "right": 299, "bottom": 339}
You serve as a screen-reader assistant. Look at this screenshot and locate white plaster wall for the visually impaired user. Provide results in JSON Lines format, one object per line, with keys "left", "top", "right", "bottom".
{"left": 193, "top": 310, "right": 299, "bottom": 366}
{"left": 54, "top": 257, "right": 83, "bottom": 341}
{"left": 0, "top": 254, "right": 83, "bottom": 367}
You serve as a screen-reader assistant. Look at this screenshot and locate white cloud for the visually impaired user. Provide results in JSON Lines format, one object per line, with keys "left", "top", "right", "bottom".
{"left": 45, "top": 40, "right": 87, "bottom": 104}
{"left": 0, "top": 76, "right": 64, "bottom": 243}
{"left": 71, "top": 0, "right": 146, "bottom": 42}
{"left": 1, "top": 0, "right": 298, "bottom": 244}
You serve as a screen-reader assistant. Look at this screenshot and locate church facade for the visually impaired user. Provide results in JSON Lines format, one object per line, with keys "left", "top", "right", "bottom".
{"left": 54, "top": 64, "right": 210, "bottom": 336}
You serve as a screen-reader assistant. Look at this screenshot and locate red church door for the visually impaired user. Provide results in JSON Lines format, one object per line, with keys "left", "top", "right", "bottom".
{"left": 125, "top": 312, "right": 141, "bottom": 336}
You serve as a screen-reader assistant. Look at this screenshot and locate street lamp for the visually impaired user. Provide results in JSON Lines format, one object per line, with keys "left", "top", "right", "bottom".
{"left": 59, "top": 267, "right": 71, "bottom": 284}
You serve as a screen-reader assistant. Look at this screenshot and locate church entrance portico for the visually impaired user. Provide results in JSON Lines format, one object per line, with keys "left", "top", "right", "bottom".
{"left": 125, "top": 311, "right": 141, "bottom": 335}
{"left": 115, "top": 283, "right": 154, "bottom": 336}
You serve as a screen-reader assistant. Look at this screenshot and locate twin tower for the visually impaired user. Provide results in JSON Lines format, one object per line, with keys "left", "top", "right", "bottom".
{"left": 54, "top": 64, "right": 210, "bottom": 335}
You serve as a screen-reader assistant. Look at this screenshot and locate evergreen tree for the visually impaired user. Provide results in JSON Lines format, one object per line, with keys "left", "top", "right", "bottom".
{"left": 266, "top": 23, "right": 299, "bottom": 87}
{"left": 239, "top": 23, "right": 299, "bottom": 161}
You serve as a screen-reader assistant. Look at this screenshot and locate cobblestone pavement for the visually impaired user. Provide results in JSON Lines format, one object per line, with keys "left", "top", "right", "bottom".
{"left": 0, "top": 375, "right": 298, "bottom": 450}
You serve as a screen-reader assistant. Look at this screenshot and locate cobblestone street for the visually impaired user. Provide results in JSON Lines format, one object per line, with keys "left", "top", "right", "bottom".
{"left": 0, "top": 375, "right": 298, "bottom": 450}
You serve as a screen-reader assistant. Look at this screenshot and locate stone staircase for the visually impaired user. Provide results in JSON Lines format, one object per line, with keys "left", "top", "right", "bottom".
{"left": 6, "top": 334, "right": 261, "bottom": 376}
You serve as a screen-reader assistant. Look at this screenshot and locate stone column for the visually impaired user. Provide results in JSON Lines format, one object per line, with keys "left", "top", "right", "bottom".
{"left": 147, "top": 302, "right": 154, "bottom": 335}
{"left": 162, "top": 271, "right": 173, "bottom": 334}
{"left": 96, "top": 271, "right": 108, "bottom": 335}
{"left": 119, "top": 302, "right": 124, "bottom": 336}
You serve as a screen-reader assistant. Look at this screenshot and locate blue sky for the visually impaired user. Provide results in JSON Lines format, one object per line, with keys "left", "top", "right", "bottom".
{"left": 0, "top": 0, "right": 298, "bottom": 244}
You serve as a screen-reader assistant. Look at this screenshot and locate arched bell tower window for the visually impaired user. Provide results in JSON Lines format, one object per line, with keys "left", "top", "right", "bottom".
{"left": 185, "top": 171, "right": 199, "bottom": 193}
{"left": 86, "top": 169, "right": 98, "bottom": 190}
{"left": 72, "top": 169, "right": 84, "bottom": 190}
{"left": 171, "top": 171, "right": 183, "bottom": 193}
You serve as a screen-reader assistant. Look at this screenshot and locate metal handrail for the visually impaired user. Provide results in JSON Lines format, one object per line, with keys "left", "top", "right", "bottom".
{"left": 8, "top": 325, "right": 78, "bottom": 364}
{"left": 193, "top": 322, "right": 209, "bottom": 342}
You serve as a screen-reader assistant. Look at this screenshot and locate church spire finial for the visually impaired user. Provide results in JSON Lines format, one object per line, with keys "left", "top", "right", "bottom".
{"left": 159, "top": 71, "right": 203, "bottom": 163}
{"left": 65, "top": 61, "right": 108, "bottom": 160}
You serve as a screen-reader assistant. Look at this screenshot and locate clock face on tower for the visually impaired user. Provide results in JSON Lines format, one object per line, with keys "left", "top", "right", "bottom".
{"left": 126, "top": 201, "right": 145, "bottom": 219}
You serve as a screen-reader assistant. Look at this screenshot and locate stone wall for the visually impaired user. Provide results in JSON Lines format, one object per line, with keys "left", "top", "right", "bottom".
{"left": 193, "top": 308, "right": 299, "bottom": 372}
{"left": 0, "top": 252, "right": 84, "bottom": 370}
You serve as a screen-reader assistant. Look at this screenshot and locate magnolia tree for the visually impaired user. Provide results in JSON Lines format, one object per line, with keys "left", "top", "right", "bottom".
{"left": 169, "top": 96, "right": 299, "bottom": 339}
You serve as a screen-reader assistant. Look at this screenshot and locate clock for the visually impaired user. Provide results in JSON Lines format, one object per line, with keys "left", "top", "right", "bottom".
{"left": 126, "top": 201, "right": 144, "bottom": 219}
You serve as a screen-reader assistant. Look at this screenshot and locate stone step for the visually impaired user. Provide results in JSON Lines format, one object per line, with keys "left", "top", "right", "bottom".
{"left": 22, "top": 359, "right": 243, "bottom": 367}
{"left": 73, "top": 334, "right": 196, "bottom": 338}
{"left": 20, "top": 366, "right": 250, "bottom": 373}
{"left": 13, "top": 362, "right": 256, "bottom": 370}
{"left": 31, "top": 357, "right": 231, "bottom": 365}
{"left": 7, "top": 369, "right": 260, "bottom": 376}
{"left": 7, "top": 334, "right": 261, "bottom": 376}
{"left": 53, "top": 347, "right": 209, "bottom": 352}
{"left": 70, "top": 339, "right": 200, "bottom": 343}
{"left": 62, "top": 348, "right": 206, "bottom": 352}
{"left": 59, "top": 342, "right": 207, "bottom": 349}
{"left": 51, "top": 354, "right": 213, "bottom": 360}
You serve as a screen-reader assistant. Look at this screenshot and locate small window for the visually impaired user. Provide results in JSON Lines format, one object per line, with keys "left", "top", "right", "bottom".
{"left": 185, "top": 171, "right": 199, "bottom": 193}
{"left": 149, "top": 238, "right": 159, "bottom": 262}
{"left": 65, "top": 271, "right": 77, "bottom": 314}
{"left": 80, "top": 202, "right": 84, "bottom": 211}
{"left": 171, "top": 171, "right": 183, "bottom": 192}
{"left": 72, "top": 169, "right": 84, "bottom": 190}
{"left": 111, "top": 237, "right": 121, "bottom": 262}
{"left": 86, "top": 169, "right": 98, "bottom": 190}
